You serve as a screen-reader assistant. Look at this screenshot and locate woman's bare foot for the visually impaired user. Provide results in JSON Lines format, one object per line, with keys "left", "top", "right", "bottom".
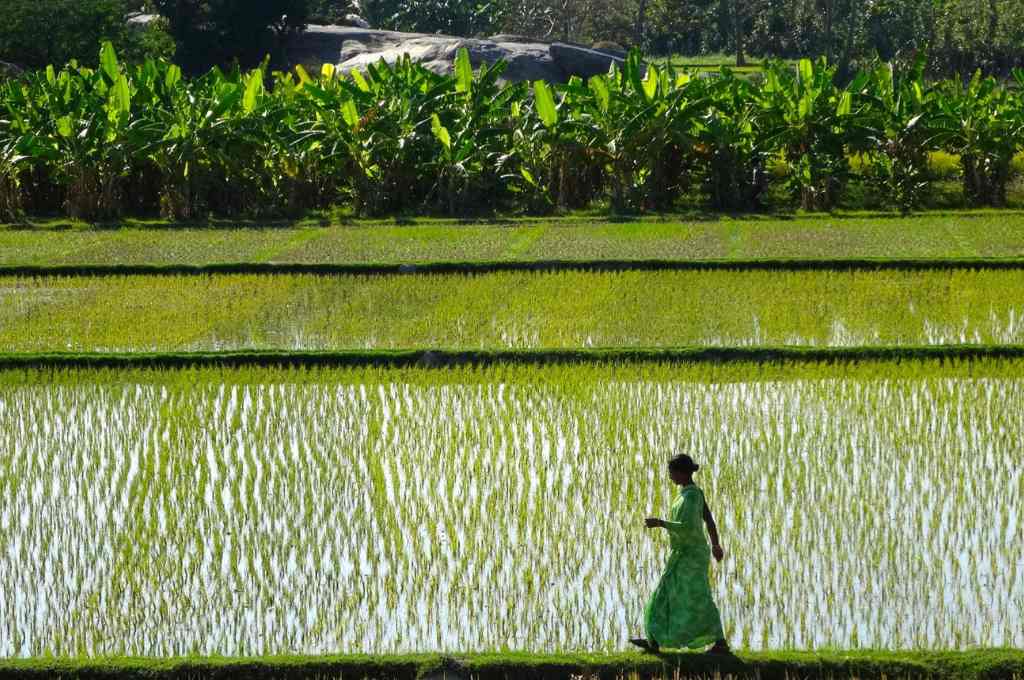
{"left": 629, "top": 638, "right": 660, "bottom": 653}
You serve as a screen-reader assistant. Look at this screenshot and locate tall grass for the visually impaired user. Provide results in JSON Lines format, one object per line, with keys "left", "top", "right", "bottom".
{"left": 1, "top": 359, "right": 1021, "bottom": 656}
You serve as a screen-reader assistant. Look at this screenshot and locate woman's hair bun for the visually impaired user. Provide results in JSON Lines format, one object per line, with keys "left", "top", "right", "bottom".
{"left": 668, "top": 453, "right": 700, "bottom": 473}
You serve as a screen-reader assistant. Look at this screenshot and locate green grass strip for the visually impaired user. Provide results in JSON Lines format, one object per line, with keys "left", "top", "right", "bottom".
{"left": 6, "top": 257, "right": 1024, "bottom": 278}
{"left": 0, "top": 649, "right": 1021, "bottom": 680}
{"left": 4, "top": 345, "right": 1024, "bottom": 370}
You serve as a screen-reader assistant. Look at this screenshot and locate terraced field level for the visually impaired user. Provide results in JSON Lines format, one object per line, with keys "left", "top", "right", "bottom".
{"left": 3, "top": 269, "right": 1024, "bottom": 352}
{"left": 5, "top": 214, "right": 1024, "bottom": 267}
{"left": 1, "top": 359, "right": 1021, "bottom": 656}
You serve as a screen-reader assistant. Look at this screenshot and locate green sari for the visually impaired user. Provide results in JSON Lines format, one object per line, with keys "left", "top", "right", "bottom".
{"left": 644, "top": 483, "right": 725, "bottom": 649}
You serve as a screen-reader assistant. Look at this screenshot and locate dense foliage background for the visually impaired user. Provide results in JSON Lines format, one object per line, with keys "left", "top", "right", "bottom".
{"left": 1, "top": 0, "right": 1023, "bottom": 77}
{"left": 0, "top": 0, "right": 174, "bottom": 70}
{"left": 0, "top": 0, "right": 306, "bottom": 73}
{"left": 152, "top": 0, "right": 310, "bottom": 71}
{"left": 331, "top": 0, "right": 1024, "bottom": 79}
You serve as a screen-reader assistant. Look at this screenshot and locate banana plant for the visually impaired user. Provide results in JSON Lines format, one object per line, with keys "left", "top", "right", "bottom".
{"left": 206, "top": 64, "right": 284, "bottom": 217}
{"left": 225, "top": 66, "right": 325, "bottom": 218}
{"left": 506, "top": 82, "right": 555, "bottom": 213}
{"left": 853, "top": 56, "right": 948, "bottom": 213}
{"left": 585, "top": 50, "right": 706, "bottom": 212}
{"left": 425, "top": 49, "right": 520, "bottom": 215}
{"left": 26, "top": 42, "right": 140, "bottom": 219}
{"left": 515, "top": 50, "right": 705, "bottom": 214}
{"left": 2, "top": 46, "right": 1024, "bottom": 221}
{"left": 0, "top": 73, "right": 59, "bottom": 218}
{"left": 0, "top": 79, "right": 36, "bottom": 221}
{"left": 265, "top": 66, "right": 344, "bottom": 215}
{"left": 511, "top": 75, "right": 606, "bottom": 213}
{"left": 129, "top": 60, "right": 244, "bottom": 219}
{"left": 690, "top": 68, "right": 768, "bottom": 211}
{"left": 323, "top": 55, "right": 450, "bottom": 215}
{"left": 0, "top": 136, "right": 29, "bottom": 221}
{"left": 758, "top": 57, "right": 856, "bottom": 211}
{"left": 934, "top": 69, "right": 1024, "bottom": 207}
{"left": 289, "top": 62, "right": 358, "bottom": 211}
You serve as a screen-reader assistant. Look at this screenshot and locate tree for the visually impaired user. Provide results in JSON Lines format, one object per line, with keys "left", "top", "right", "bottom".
{"left": 307, "top": 0, "right": 356, "bottom": 23}
{"left": 0, "top": 0, "right": 141, "bottom": 69}
{"left": 931, "top": 0, "right": 1024, "bottom": 76}
{"left": 152, "top": 0, "right": 310, "bottom": 72}
{"left": 493, "top": 0, "right": 634, "bottom": 44}
{"left": 863, "top": 0, "right": 935, "bottom": 62}
{"left": 707, "top": 0, "right": 768, "bottom": 65}
{"left": 813, "top": 0, "right": 867, "bottom": 80}
{"left": 356, "top": 0, "right": 504, "bottom": 36}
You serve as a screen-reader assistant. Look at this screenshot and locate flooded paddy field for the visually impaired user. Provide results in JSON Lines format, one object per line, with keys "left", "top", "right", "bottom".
{"left": 2, "top": 269, "right": 1024, "bottom": 352}
{"left": 0, "top": 360, "right": 1021, "bottom": 656}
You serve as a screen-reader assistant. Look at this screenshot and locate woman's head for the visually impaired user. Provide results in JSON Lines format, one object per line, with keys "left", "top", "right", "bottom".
{"left": 667, "top": 453, "right": 700, "bottom": 484}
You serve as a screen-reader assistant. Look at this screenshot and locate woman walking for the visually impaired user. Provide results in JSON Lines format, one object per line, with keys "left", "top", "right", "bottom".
{"left": 631, "top": 453, "right": 730, "bottom": 655}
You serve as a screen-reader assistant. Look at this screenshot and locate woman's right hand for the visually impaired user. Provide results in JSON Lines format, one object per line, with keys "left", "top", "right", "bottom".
{"left": 644, "top": 517, "right": 664, "bottom": 529}
{"left": 712, "top": 545, "right": 725, "bottom": 562}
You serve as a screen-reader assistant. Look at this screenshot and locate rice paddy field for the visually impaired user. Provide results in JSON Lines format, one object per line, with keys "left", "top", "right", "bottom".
{"left": 5, "top": 213, "right": 1024, "bottom": 267}
{"left": 1, "top": 360, "right": 1022, "bottom": 657}
{"left": 2, "top": 214, "right": 1024, "bottom": 680}
{"left": 3, "top": 269, "right": 1024, "bottom": 351}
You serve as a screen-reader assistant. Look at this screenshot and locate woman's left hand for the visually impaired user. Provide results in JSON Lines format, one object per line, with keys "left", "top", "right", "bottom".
{"left": 644, "top": 517, "right": 664, "bottom": 529}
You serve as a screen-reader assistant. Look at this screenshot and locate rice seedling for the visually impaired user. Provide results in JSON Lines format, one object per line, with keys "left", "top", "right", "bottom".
{"left": 6, "top": 213, "right": 1024, "bottom": 267}
{"left": 0, "top": 359, "right": 1020, "bottom": 656}
{"left": 1, "top": 269, "right": 1024, "bottom": 352}
{"left": 9, "top": 212, "right": 1024, "bottom": 267}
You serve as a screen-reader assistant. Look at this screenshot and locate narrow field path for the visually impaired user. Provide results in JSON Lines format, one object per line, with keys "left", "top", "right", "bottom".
{"left": 0, "top": 647, "right": 1021, "bottom": 679}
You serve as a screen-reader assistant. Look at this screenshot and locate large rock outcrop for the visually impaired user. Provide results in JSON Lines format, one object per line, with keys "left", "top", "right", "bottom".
{"left": 0, "top": 60, "right": 24, "bottom": 79}
{"left": 291, "top": 25, "right": 628, "bottom": 83}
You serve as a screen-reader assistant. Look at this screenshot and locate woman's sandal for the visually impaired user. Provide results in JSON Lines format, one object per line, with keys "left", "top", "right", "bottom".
{"left": 629, "top": 638, "right": 660, "bottom": 653}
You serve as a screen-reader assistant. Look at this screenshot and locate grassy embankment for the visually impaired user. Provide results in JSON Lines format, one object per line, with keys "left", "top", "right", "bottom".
{"left": 1, "top": 649, "right": 1023, "bottom": 680}
{"left": 4, "top": 345, "right": 1024, "bottom": 370}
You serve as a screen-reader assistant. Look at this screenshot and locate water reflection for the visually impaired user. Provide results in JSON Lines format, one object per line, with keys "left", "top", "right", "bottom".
{"left": 0, "top": 367, "right": 1021, "bottom": 656}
